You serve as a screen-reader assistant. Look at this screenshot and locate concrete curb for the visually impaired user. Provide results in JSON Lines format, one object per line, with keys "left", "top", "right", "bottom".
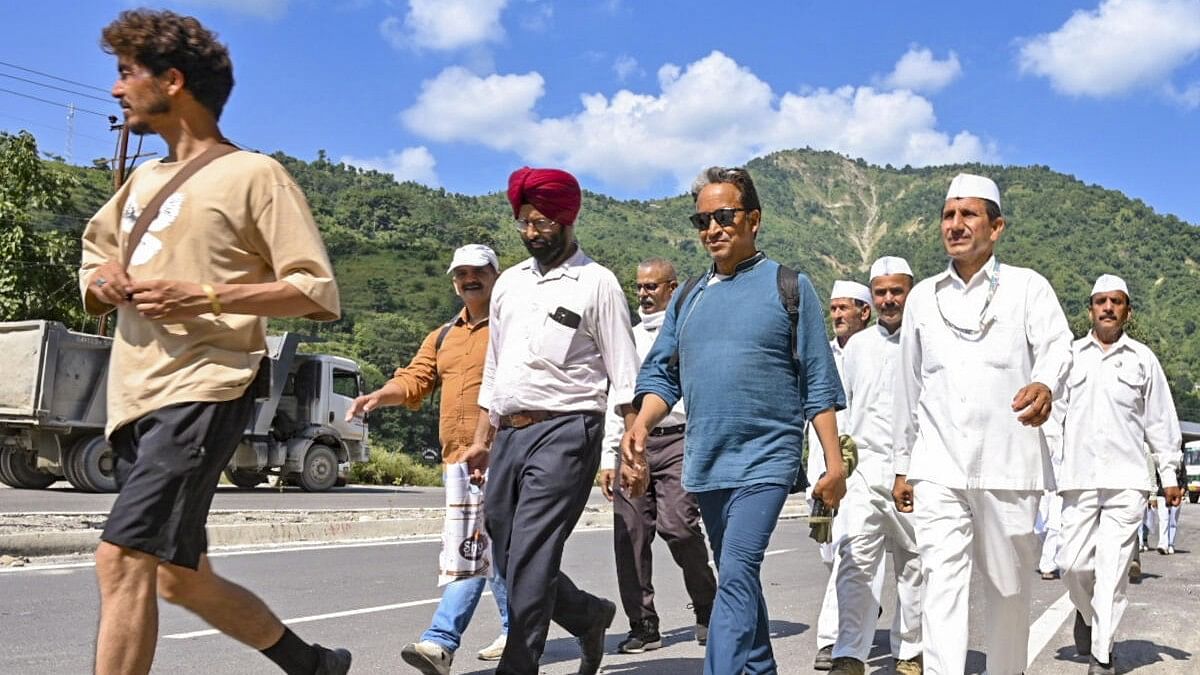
{"left": 0, "top": 502, "right": 809, "bottom": 558}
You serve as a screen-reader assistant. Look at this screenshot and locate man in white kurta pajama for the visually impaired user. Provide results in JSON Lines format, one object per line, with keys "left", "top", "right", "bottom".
{"left": 810, "top": 281, "right": 885, "bottom": 671}
{"left": 829, "top": 256, "right": 923, "bottom": 675}
{"left": 1057, "top": 274, "right": 1182, "bottom": 675}
{"left": 892, "top": 174, "right": 1073, "bottom": 675}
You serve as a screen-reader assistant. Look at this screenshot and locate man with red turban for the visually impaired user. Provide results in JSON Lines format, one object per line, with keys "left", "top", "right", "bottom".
{"left": 463, "top": 167, "right": 642, "bottom": 675}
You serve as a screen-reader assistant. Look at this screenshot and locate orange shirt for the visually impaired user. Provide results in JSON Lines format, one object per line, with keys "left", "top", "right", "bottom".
{"left": 388, "top": 309, "right": 488, "bottom": 463}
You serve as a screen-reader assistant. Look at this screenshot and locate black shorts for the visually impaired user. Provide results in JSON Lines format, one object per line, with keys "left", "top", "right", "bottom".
{"left": 101, "top": 391, "right": 255, "bottom": 569}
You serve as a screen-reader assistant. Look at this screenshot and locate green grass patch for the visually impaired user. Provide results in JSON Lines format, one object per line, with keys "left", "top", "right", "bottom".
{"left": 349, "top": 447, "right": 443, "bottom": 487}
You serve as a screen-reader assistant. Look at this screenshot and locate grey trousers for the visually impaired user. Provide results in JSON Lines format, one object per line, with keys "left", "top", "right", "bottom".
{"left": 613, "top": 430, "right": 717, "bottom": 628}
{"left": 485, "top": 412, "right": 607, "bottom": 675}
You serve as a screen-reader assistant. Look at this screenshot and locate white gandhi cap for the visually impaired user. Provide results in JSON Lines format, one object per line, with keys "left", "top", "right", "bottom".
{"left": 869, "top": 256, "right": 913, "bottom": 281}
{"left": 946, "top": 173, "right": 1001, "bottom": 210}
{"left": 1091, "top": 273, "right": 1130, "bottom": 300}
{"left": 446, "top": 244, "right": 500, "bottom": 274}
{"left": 831, "top": 280, "right": 872, "bottom": 306}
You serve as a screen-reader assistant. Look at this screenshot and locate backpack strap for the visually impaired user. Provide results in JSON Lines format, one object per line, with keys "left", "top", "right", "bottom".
{"left": 121, "top": 141, "right": 238, "bottom": 270}
{"left": 776, "top": 264, "right": 801, "bottom": 366}
{"left": 667, "top": 275, "right": 704, "bottom": 371}
{"left": 434, "top": 320, "right": 454, "bottom": 353}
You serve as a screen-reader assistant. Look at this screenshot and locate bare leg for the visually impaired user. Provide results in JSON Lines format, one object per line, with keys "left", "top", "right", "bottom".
{"left": 94, "top": 542, "right": 160, "bottom": 675}
{"left": 157, "top": 553, "right": 286, "bottom": 649}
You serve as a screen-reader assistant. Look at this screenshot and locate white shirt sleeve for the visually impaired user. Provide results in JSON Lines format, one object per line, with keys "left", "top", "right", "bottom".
{"left": 1025, "top": 275, "right": 1073, "bottom": 396}
{"left": 892, "top": 300, "right": 921, "bottom": 476}
{"left": 600, "top": 403, "right": 622, "bottom": 471}
{"left": 1144, "top": 352, "right": 1183, "bottom": 487}
{"left": 478, "top": 289, "right": 501, "bottom": 427}
{"left": 592, "top": 274, "right": 640, "bottom": 415}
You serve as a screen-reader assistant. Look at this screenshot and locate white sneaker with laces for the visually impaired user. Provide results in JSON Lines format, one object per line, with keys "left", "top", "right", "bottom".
{"left": 401, "top": 640, "right": 452, "bottom": 675}
{"left": 477, "top": 634, "right": 506, "bottom": 661}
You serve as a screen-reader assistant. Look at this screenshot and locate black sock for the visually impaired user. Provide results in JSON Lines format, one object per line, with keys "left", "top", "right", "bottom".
{"left": 261, "top": 628, "right": 320, "bottom": 675}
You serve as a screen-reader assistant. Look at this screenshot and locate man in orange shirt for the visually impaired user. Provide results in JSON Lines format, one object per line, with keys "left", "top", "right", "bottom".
{"left": 347, "top": 244, "right": 507, "bottom": 675}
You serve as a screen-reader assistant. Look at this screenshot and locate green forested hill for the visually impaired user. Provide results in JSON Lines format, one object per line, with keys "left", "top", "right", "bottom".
{"left": 12, "top": 135, "right": 1200, "bottom": 451}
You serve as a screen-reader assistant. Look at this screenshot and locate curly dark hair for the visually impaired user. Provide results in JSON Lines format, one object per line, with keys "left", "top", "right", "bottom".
{"left": 101, "top": 9, "right": 234, "bottom": 120}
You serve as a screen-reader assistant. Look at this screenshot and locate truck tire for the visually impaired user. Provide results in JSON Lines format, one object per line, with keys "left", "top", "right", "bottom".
{"left": 0, "top": 448, "right": 56, "bottom": 489}
{"left": 298, "top": 444, "right": 338, "bottom": 492}
{"left": 66, "top": 435, "right": 118, "bottom": 493}
{"left": 224, "top": 468, "right": 265, "bottom": 489}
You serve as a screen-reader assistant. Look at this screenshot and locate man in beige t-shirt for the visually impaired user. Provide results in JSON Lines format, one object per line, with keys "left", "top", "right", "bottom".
{"left": 79, "top": 10, "right": 345, "bottom": 675}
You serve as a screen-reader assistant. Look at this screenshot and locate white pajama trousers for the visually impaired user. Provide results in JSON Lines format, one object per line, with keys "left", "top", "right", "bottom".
{"left": 912, "top": 482, "right": 1040, "bottom": 675}
{"left": 815, "top": 504, "right": 884, "bottom": 651}
{"left": 1059, "top": 489, "right": 1146, "bottom": 663}
{"left": 1156, "top": 499, "right": 1179, "bottom": 550}
{"left": 833, "top": 472, "right": 923, "bottom": 661}
{"left": 1036, "top": 491, "right": 1063, "bottom": 574}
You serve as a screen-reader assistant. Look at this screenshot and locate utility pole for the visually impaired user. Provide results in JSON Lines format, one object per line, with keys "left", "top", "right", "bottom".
{"left": 65, "top": 102, "right": 74, "bottom": 164}
{"left": 110, "top": 116, "right": 128, "bottom": 192}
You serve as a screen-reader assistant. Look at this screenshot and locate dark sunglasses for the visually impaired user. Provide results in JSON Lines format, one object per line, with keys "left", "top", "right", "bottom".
{"left": 635, "top": 281, "right": 675, "bottom": 292}
{"left": 689, "top": 207, "right": 748, "bottom": 229}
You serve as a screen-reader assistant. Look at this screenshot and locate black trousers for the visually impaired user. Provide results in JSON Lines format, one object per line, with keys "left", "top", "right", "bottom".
{"left": 613, "top": 430, "right": 716, "bottom": 628}
{"left": 485, "top": 412, "right": 607, "bottom": 675}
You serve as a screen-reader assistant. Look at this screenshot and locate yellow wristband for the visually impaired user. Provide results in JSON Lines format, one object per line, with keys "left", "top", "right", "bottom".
{"left": 201, "top": 283, "right": 222, "bottom": 316}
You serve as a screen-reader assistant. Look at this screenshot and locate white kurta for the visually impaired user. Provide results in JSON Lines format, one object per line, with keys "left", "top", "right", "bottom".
{"left": 833, "top": 322, "right": 923, "bottom": 661}
{"left": 1057, "top": 332, "right": 1183, "bottom": 491}
{"left": 893, "top": 257, "right": 1073, "bottom": 489}
{"left": 892, "top": 256, "right": 1073, "bottom": 675}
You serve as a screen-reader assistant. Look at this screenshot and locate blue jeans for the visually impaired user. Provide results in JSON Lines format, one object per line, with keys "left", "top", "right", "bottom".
{"left": 695, "top": 483, "right": 789, "bottom": 675}
{"left": 421, "top": 566, "right": 510, "bottom": 652}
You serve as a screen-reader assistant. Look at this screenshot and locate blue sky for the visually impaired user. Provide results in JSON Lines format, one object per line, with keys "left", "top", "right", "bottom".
{"left": 3, "top": 0, "right": 1200, "bottom": 224}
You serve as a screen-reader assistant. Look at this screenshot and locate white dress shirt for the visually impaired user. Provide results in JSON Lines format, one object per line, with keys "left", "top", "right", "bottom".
{"left": 842, "top": 323, "right": 902, "bottom": 487}
{"left": 893, "top": 256, "right": 1073, "bottom": 490}
{"left": 1057, "top": 331, "right": 1182, "bottom": 491}
{"left": 600, "top": 309, "right": 687, "bottom": 470}
{"left": 478, "top": 247, "right": 640, "bottom": 426}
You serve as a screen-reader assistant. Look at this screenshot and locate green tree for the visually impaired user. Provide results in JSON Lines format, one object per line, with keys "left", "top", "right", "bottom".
{"left": 0, "top": 131, "right": 84, "bottom": 325}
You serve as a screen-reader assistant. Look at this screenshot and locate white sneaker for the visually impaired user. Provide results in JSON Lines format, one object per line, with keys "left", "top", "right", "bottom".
{"left": 695, "top": 623, "right": 709, "bottom": 645}
{"left": 401, "top": 640, "right": 452, "bottom": 675}
{"left": 477, "top": 634, "right": 506, "bottom": 661}
{"left": 1168, "top": 545, "right": 1176, "bottom": 555}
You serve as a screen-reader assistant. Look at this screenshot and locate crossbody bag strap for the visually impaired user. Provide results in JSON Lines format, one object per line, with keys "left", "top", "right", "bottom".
{"left": 121, "top": 141, "right": 238, "bottom": 270}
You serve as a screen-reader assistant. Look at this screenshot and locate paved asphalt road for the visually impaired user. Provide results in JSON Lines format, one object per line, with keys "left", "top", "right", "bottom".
{"left": 0, "top": 482, "right": 610, "bottom": 513}
{"left": 2, "top": 509, "right": 1198, "bottom": 674}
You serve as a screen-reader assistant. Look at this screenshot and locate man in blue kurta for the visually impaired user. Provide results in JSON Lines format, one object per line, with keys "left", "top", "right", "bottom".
{"left": 622, "top": 165, "right": 848, "bottom": 675}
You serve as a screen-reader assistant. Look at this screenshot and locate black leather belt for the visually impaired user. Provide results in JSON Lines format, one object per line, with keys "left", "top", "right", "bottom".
{"left": 650, "top": 424, "right": 686, "bottom": 437}
{"left": 498, "top": 410, "right": 575, "bottom": 429}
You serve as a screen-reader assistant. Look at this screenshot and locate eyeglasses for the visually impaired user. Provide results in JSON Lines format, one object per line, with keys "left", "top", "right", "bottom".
{"left": 689, "top": 208, "right": 748, "bottom": 230}
{"left": 514, "top": 217, "right": 558, "bottom": 233}
{"left": 635, "top": 281, "right": 676, "bottom": 292}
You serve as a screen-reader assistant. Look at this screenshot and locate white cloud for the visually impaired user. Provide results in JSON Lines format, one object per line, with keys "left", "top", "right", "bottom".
{"left": 1165, "top": 80, "right": 1200, "bottom": 107}
{"left": 401, "top": 51, "right": 995, "bottom": 190}
{"left": 381, "top": 0, "right": 508, "bottom": 52}
{"left": 881, "top": 46, "right": 962, "bottom": 93}
{"left": 1018, "top": 0, "right": 1200, "bottom": 97}
{"left": 400, "top": 67, "right": 544, "bottom": 147}
{"left": 520, "top": 2, "right": 554, "bottom": 32}
{"left": 612, "top": 54, "right": 642, "bottom": 82}
{"left": 340, "top": 147, "right": 439, "bottom": 186}
{"left": 172, "top": 0, "right": 289, "bottom": 19}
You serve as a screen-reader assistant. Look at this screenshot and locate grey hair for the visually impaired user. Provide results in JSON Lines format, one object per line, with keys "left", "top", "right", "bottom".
{"left": 689, "top": 166, "right": 762, "bottom": 212}
{"left": 638, "top": 257, "right": 677, "bottom": 280}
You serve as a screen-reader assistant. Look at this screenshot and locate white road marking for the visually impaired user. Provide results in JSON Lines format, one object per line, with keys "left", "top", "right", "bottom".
{"left": 164, "top": 592, "right": 495, "bottom": 640}
{"left": 1026, "top": 591, "right": 1074, "bottom": 668}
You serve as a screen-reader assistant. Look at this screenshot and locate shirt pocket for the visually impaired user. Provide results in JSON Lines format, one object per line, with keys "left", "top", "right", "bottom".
{"left": 1112, "top": 362, "right": 1147, "bottom": 409}
{"left": 530, "top": 310, "right": 579, "bottom": 366}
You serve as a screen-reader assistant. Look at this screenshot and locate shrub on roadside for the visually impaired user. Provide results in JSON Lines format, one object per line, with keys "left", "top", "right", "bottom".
{"left": 350, "top": 447, "right": 443, "bottom": 487}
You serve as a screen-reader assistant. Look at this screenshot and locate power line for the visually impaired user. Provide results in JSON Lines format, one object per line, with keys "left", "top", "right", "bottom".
{"left": 0, "top": 112, "right": 112, "bottom": 144}
{"left": 0, "top": 72, "right": 115, "bottom": 104}
{"left": 0, "top": 59, "right": 110, "bottom": 94}
{"left": 0, "top": 87, "right": 111, "bottom": 117}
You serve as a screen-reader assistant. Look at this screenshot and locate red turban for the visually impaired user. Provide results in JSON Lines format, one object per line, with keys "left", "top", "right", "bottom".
{"left": 507, "top": 167, "right": 582, "bottom": 226}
